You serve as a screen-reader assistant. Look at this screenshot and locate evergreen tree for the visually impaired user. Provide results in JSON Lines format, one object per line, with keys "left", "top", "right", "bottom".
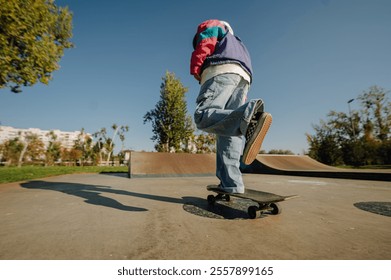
{"left": 144, "top": 71, "right": 194, "bottom": 152}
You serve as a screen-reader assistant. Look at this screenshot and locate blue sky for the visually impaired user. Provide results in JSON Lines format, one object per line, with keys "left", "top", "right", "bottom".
{"left": 1, "top": 0, "right": 390, "bottom": 154}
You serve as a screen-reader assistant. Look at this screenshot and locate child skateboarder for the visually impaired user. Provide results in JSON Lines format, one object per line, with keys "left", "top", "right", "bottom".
{"left": 190, "top": 19, "right": 272, "bottom": 194}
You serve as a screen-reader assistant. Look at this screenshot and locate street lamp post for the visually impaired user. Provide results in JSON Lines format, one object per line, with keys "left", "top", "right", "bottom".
{"left": 347, "top": 99, "right": 355, "bottom": 138}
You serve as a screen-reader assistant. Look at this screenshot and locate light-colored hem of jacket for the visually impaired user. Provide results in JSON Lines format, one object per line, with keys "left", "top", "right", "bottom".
{"left": 200, "top": 64, "right": 251, "bottom": 86}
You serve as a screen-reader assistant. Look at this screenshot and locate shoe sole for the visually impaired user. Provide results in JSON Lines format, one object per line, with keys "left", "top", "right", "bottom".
{"left": 242, "top": 113, "right": 272, "bottom": 165}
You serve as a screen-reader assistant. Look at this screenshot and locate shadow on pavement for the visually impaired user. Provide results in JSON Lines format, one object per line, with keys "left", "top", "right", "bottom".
{"left": 183, "top": 198, "right": 262, "bottom": 220}
{"left": 21, "top": 180, "right": 147, "bottom": 212}
{"left": 20, "top": 180, "right": 254, "bottom": 219}
{"left": 99, "top": 172, "right": 129, "bottom": 178}
{"left": 354, "top": 201, "right": 391, "bottom": 217}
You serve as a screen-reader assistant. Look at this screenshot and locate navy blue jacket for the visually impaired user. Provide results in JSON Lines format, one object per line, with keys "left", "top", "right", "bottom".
{"left": 201, "top": 32, "right": 253, "bottom": 81}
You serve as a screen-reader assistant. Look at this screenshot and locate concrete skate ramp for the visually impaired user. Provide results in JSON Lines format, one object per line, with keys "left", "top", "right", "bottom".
{"left": 242, "top": 154, "right": 391, "bottom": 181}
{"left": 257, "top": 155, "right": 338, "bottom": 171}
{"left": 129, "top": 151, "right": 215, "bottom": 178}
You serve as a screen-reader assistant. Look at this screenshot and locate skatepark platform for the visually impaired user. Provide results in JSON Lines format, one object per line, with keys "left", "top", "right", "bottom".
{"left": 128, "top": 151, "right": 215, "bottom": 178}
{"left": 128, "top": 152, "right": 391, "bottom": 181}
{"left": 242, "top": 154, "right": 391, "bottom": 181}
{"left": 1, "top": 173, "right": 390, "bottom": 260}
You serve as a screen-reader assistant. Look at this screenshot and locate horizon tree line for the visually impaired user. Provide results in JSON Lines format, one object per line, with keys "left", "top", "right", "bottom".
{"left": 307, "top": 85, "right": 390, "bottom": 166}
{"left": 0, "top": 124, "right": 128, "bottom": 167}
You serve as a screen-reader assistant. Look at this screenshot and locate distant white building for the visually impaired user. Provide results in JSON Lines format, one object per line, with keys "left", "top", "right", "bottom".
{"left": 0, "top": 126, "right": 91, "bottom": 149}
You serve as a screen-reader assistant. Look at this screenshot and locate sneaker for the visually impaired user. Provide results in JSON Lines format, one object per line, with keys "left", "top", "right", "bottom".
{"left": 242, "top": 112, "right": 272, "bottom": 165}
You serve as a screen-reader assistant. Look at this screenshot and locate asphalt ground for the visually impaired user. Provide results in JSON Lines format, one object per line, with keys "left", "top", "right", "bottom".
{"left": 0, "top": 173, "right": 390, "bottom": 260}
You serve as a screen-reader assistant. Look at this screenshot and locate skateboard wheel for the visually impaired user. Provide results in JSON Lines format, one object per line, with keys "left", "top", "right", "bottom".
{"left": 248, "top": 206, "right": 261, "bottom": 219}
{"left": 207, "top": 195, "right": 216, "bottom": 205}
{"left": 224, "top": 195, "right": 231, "bottom": 202}
{"left": 270, "top": 203, "right": 281, "bottom": 215}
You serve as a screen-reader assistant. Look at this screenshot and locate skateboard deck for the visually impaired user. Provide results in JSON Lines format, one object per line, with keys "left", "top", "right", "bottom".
{"left": 207, "top": 185, "right": 298, "bottom": 219}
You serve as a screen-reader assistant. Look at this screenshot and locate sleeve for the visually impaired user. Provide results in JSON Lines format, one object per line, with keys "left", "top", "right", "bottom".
{"left": 190, "top": 20, "right": 226, "bottom": 76}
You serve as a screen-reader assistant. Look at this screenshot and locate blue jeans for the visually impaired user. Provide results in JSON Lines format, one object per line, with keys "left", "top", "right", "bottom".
{"left": 194, "top": 73, "right": 262, "bottom": 193}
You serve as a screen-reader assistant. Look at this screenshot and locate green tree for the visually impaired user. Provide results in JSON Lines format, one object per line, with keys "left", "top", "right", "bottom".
{"left": 73, "top": 128, "right": 94, "bottom": 166}
{"left": 306, "top": 123, "right": 344, "bottom": 166}
{"left": 307, "top": 86, "right": 391, "bottom": 166}
{"left": 0, "top": 142, "right": 3, "bottom": 163}
{"left": 92, "top": 128, "right": 107, "bottom": 165}
{"left": 193, "top": 132, "right": 216, "bottom": 154}
{"left": 17, "top": 132, "right": 46, "bottom": 167}
{"left": 0, "top": 138, "right": 23, "bottom": 165}
{"left": 0, "top": 132, "right": 45, "bottom": 167}
{"left": 93, "top": 124, "right": 129, "bottom": 165}
{"left": 0, "top": 0, "right": 73, "bottom": 93}
{"left": 105, "top": 124, "right": 129, "bottom": 162}
{"left": 45, "top": 130, "right": 62, "bottom": 166}
{"left": 24, "top": 134, "right": 45, "bottom": 164}
{"left": 63, "top": 148, "right": 82, "bottom": 166}
{"left": 358, "top": 85, "right": 390, "bottom": 141}
{"left": 144, "top": 71, "right": 194, "bottom": 152}
{"left": 267, "top": 149, "right": 295, "bottom": 155}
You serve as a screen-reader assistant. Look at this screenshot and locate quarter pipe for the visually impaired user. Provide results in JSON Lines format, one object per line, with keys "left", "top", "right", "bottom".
{"left": 128, "top": 152, "right": 390, "bottom": 181}
{"left": 242, "top": 154, "right": 391, "bottom": 181}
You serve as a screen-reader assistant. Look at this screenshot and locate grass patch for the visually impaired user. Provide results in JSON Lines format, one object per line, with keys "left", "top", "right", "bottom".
{"left": 0, "top": 165, "right": 128, "bottom": 184}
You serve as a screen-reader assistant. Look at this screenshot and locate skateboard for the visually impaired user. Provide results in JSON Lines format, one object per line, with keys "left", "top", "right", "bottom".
{"left": 207, "top": 185, "right": 298, "bottom": 219}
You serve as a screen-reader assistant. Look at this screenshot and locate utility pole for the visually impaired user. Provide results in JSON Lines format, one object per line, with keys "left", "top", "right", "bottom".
{"left": 347, "top": 99, "right": 355, "bottom": 138}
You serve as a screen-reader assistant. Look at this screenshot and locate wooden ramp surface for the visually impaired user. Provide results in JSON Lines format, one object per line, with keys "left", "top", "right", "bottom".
{"left": 129, "top": 151, "right": 216, "bottom": 178}
{"left": 243, "top": 154, "right": 391, "bottom": 181}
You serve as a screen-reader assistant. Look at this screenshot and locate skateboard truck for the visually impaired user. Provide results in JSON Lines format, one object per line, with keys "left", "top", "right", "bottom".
{"left": 207, "top": 185, "right": 297, "bottom": 219}
{"left": 207, "top": 193, "right": 281, "bottom": 219}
